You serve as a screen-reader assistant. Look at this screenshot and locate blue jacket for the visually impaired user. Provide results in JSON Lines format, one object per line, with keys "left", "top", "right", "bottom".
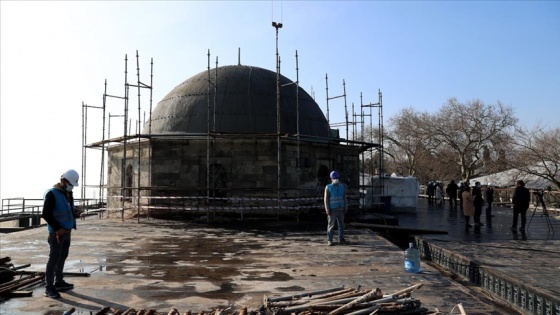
{"left": 327, "top": 183, "right": 346, "bottom": 209}
{"left": 43, "top": 188, "right": 76, "bottom": 233}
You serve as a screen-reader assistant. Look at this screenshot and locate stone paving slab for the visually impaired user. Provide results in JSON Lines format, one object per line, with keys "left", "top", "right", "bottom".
{"left": 0, "top": 218, "right": 516, "bottom": 315}
{"left": 415, "top": 238, "right": 560, "bottom": 315}
{"left": 392, "top": 199, "right": 560, "bottom": 315}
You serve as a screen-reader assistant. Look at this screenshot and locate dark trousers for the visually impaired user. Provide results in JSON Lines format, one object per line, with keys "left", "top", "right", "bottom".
{"left": 449, "top": 196, "right": 457, "bottom": 208}
{"left": 512, "top": 206, "right": 528, "bottom": 229}
{"left": 486, "top": 202, "right": 493, "bottom": 217}
{"left": 46, "top": 232, "right": 71, "bottom": 288}
{"left": 474, "top": 205, "right": 483, "bottom": 224}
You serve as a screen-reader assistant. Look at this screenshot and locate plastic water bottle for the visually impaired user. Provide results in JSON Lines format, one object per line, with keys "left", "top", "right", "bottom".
{"left": 404, "top": 242, "right": 421, "bottom": 273}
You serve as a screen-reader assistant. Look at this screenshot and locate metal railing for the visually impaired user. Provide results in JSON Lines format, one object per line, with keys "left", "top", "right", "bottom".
{"left": 1, "top": 197, "right": 103, "bottom": 217}
{"left": 0, "top": 198, "right": 43, "bottom": 216}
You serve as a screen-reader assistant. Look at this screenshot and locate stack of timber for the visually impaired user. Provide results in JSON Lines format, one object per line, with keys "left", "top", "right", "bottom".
{"left": 264, "top": 283, "right": 429, "bottom": 315}
{"left": 93, "top": 283, "right": 450, "bottom": 315}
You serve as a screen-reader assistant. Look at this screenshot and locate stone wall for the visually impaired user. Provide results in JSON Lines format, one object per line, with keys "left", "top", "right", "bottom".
{"left": 107, "top": 137, "right": 362, "bottom": 218}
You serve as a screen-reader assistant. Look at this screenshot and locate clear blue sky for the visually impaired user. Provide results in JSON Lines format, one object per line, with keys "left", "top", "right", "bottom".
{"left": 1, "top": 1, "right": 559, "bottom": 200}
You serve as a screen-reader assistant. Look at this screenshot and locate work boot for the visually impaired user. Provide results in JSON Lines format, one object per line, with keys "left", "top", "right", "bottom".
{"left": 44, "top": 287, "right": 61, "bottom": 298}
{"left": 54, "top": 280, "right": 74, "bottom": 291}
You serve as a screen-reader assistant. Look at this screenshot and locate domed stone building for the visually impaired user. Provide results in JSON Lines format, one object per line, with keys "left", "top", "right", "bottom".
{"left": 106, "top": 65, "right": 373, "bottom": 218}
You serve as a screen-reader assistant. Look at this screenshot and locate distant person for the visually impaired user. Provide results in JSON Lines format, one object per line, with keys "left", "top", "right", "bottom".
{"left": 472, "top": 181, "right": 484, "bottom": 226}
{"left": 511, "top": 180, "right": 531, "bottom": 234}
{"left": 462, "top": 185, "right": 474, "bottom": 228}
{"left": 446, "top": 180, "right": 459, "bottom": 208}
{"left": 324, "top": 171, "right": 348, "bottom": 246}
{"left": 41, "top": 169, "right": 81, "bottom": 298}
{"left": 485, "top": 183, "right": 495, "bottom": 218}
{"left": 458, "top": 181, "right": 466, "bottom": 210}
{"left": 435, "top": 182, "right": 444, "bottom": 206}
{"left": 427, "top": 181, "right": 435, "bottom": 205}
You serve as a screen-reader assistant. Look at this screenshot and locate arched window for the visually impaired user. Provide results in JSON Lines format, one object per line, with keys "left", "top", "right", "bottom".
{"left": 124, "top": 164, "right": 133, "bottom": 200}
{"left": 317, "top": 165, "right": 330, "bottom": 188}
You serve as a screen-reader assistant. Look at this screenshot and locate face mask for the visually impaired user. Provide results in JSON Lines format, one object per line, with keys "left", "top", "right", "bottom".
{"left": 65, "top": 184, "right": 74, "bottom": 192}
{"left": 332, "top": 179, "right": 339, "bottom": 185}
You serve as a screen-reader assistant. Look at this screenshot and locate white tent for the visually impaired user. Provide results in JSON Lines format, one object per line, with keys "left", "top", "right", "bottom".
{"left": 360, "top": 174, "right": 420, "bottom": 212}
{"left": 470, "top": 165, "right": 558, "bottom": 190}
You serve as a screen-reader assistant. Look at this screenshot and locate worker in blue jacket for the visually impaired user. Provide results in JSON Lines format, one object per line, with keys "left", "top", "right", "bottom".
{"left": 41, "top": 169, "right": 81, "bottom": 299}
{"left": 324, "top": 171, "right": 348, "bottom": 246}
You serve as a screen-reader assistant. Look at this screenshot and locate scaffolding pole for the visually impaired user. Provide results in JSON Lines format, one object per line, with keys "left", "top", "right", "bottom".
{"left": 273, "top": 21, "right": 283, "bottom": 218}
{"left": 325, "top": 74, "right": 349, "bottom": 185}
{"left": 295, "top": 50, "right": 300, "bottom": 221}
{"left": 280, "top": 50, "right": 300, "bottom": 220}
{"left": 81, "top": 102, "right": 104, "bottom": 208}
{"left": 125, "top": 51, "right": 154, "bottom": 222}
{"left": 206, "top": 50, "right": 219, "bottom": 222}
{"left": 81, "top": 51, "right": 153, "bottom": 222}
{"left": 361, "top": 90, "right": 385, "bottom": 207}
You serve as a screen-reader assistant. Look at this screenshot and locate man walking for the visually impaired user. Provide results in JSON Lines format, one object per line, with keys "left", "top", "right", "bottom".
{"left": 41, "top": 169, "right": 81, "bottom": 298}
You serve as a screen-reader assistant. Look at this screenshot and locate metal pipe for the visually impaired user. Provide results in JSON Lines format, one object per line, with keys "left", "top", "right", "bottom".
{"left": 273, "top": 21, "right": 283, "bottom": 219}
{"left": 136, "top": 50, "right": 142, "bottom": 223}
{"left": 147, "top": 57, "right": 154, "bottom": 219}
{"left": 295, "top": 50, "right": 300, "bottom": 222}
{"left": 121, "top": 54, "right": 129, "bottom": 221}
{"left": 100, "top": 80, "right": 108, "bottom": 206}
{"left": 206, "top": 49, "right": 211, "bottom": 222}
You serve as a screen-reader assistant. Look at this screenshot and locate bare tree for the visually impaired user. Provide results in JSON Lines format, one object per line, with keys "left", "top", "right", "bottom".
{"left": 384, "top": 108, "right": 433, "bottom": 179}
{"left": 371, "top": 99, "right": 518, "bottom": 183}
{"left": 359, "top": 124, "right": 386, "bottom": 176}
{"left": 422, "top": 98, "right": 518, "bottom": 183}
{"left": 513, "top": 126, "right": 560, "bottom": 190}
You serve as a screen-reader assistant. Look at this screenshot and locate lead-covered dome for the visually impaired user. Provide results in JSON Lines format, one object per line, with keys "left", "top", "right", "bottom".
{"left": 145, "top": 65, "right": 329, "bottom": 137}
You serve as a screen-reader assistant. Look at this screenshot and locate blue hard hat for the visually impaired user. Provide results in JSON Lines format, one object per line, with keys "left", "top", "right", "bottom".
{"left": 330, "top": 171, "right": 339, "bottom": 179}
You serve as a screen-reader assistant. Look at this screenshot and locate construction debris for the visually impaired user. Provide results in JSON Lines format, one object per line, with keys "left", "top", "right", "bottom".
{"left": 1, "top": 255, "right": 446, "bottom": 314}
{"left": 0, "top": 257, "right": 44, "bottom": 298}
{"left": 265, "top": 283, "right": 428, "bottom": 315}
{"left": 0, "top": 256, "right": 89, "bottom": 300}
{"left": 91, "top": 283, "right": 435, "bottom": 315}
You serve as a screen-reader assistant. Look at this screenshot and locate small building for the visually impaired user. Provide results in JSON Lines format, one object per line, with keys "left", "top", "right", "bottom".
{"left": 106, "top": 65, "right": 374, "bottom": 219}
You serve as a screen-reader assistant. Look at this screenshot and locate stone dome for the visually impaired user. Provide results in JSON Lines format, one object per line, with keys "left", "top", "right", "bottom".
{"left": 145, "top": 65, "right": 329, "bottom": 137}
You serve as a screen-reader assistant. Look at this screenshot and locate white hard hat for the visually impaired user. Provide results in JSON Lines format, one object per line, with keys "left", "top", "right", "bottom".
{"left": 488, "top": 182, "right": 493, "bottom": 187}
{"left": 61, "top": 169, "right": 79, "bottom": 186}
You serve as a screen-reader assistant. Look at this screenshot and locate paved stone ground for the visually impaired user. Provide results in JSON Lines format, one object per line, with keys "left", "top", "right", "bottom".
{"left": 393, "top": 198, "right": 560, "bottom": 315}
{"left": 0, "top": 216, "right": 518, "bottom": 315}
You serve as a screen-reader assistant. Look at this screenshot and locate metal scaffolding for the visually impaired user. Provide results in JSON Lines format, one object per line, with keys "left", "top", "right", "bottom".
{"left": 81, "top": 51, "right": 153, "bottom": 221}
{"left": 81, "top": 45, "right": 381, "bottom": 221}
{"left": 361, "top": 90, "right": 385, "bottom": 203}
